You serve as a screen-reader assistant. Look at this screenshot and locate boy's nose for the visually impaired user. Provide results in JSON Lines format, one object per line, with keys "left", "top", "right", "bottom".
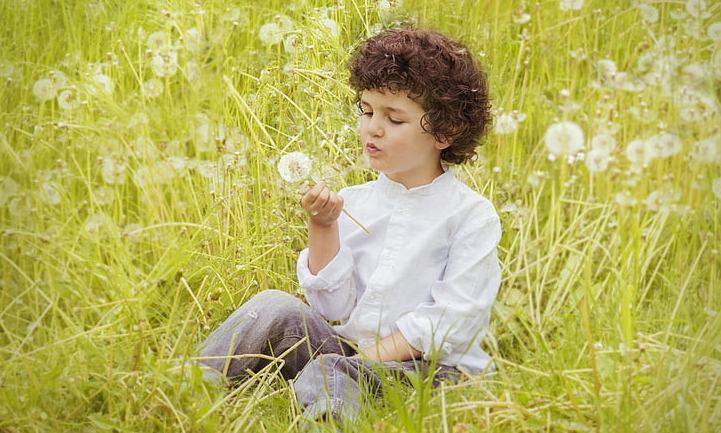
{"left": 366, "top": 116, "right": 384, "bottom": 137}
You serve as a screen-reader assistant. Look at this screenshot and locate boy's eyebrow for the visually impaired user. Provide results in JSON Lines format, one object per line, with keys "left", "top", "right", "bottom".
{"left": 359, "top": 98, "right": 408, "bottom": 114}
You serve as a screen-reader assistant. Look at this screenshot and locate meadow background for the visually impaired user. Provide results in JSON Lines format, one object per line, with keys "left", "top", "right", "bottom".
{"left": 1, "top": 0, "right": 720, "bottom": 431}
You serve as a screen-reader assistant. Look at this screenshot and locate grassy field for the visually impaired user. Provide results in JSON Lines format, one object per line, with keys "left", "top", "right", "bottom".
{"left": 1, "top": 0, "right": 719, "bottom": 431}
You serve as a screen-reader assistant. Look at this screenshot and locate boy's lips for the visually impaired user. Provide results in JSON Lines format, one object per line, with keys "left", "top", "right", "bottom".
{"left": 365, "top": 142, "right": 380, "bottom": 154}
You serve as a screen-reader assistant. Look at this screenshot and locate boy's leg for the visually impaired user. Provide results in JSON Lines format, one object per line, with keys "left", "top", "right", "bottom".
{"left": 197, "top": 289, "right": 352, "bottom": 382}
{"left": 295, "top": 355, "right": 461, "bottom": 423}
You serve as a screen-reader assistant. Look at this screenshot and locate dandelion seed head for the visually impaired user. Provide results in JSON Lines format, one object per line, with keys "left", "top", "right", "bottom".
{"left": 625, "top": 139, "right": 648, "bottom": 165}
{"left": 33, "top": 78, "right": 56, "bottom": 102}
{"left": 513, "top": 12, "right": 532, "bottom": 24}
{"left": 57, "top": 89, "right": 80, "bottom": 110}
{"left": 559, "top": 0, "right": 584, "bottom": 11}
{"left": 708, "top": 22, "right": 721, "bottom": 41}
{"left": 597, "top": 59, "right": 617, "bottom": 82}
{"left": 645, "top": 132, "right": 682, "bottom": 160}
{"left": 590, "top": 134, "right": 616, "bottom": 153}
{"left": 147, "top": 31, "right": 171, "bottom": 50}
{"left": 584, "top": 149, "right": 610, "bottom": 173}
{"left": 614, "top": 191, "right": 638, "bottom": 207}
{"left": 143, "top": 78, "right": 163, "bottom": 98}
{"left": 259, "top": 15, "right": 293, "bottom": 46}
{"left": 92, "top": 74, "right": 113, "bottom": 94}
{"left": 278, "top": 151, "right": 312, "bottom": 183}
{"left": 494, "top": 113, "right": 519, "bottom": 134}
{"left": 544, "top": 121, "right": 585, "bottom": 156}
{"left": 151, "top": 50, "right": 178, "bottom": 77}
{"left": 40, "top": 181, "right": 61, "bottom": 205}
{"left": 283, "top": 34, "right": 302, "bottom": 54}
{"left": 693, "top": 134, "right": 721, "bottom": 163}
{"left": 713, "top": 177, "right": 721, "bottom": 199}
{"left": 93, "top": 185, "right": 115, "bottom": 205}
{"left": 685, "top": 0, "right": 710, "bottom": 19}
{"left": 638, "top": 4, "right": 659, "bottom": 23}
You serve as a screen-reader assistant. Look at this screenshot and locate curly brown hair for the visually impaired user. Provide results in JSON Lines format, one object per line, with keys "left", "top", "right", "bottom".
{"left": 347, "top": 27, "right": 492, "bottom": 164}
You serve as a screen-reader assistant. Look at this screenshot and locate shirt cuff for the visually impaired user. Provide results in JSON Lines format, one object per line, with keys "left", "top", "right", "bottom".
{"left": 296, "top": 245, "right": 354, "bottom": 292}
{"left": 396, "top": 315, "right": 454, "bottom": 360}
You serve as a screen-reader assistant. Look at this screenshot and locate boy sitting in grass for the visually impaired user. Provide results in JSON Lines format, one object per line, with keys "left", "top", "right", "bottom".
{"left": 198, "top": 26, "right": 501, "bottom": 425}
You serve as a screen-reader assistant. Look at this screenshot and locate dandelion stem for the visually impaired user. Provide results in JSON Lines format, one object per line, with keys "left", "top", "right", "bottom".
{"left": 342, "top": 208, "right": 371, "bottom": 234}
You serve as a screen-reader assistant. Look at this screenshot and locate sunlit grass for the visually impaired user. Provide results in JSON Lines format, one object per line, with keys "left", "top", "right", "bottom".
{"left": 1, "top": 0, "right": 719, "bottom": 431}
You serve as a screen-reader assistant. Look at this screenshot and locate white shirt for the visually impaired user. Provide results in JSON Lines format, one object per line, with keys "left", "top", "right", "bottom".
{"left": 297, "top": 168, "right": 501, "bottom": 372}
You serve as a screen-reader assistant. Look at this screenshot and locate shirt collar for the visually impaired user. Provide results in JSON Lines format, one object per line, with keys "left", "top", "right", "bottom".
{"left": 377, "top": 165, "right": 455, "bottom": 196}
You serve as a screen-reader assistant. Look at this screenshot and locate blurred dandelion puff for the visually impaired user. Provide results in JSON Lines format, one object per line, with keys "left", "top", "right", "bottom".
{"left": 713, "top": 178, "right": 721, "bottom": 199}
{"left": 584, "top": 149, "right": 611, "bottom": 173}
{"left": 277, "top": 151, "right": 370, "bottom": 234}
{"left": 708, "top": 22, "right": 721, "bottom": 41}
{"left": 33, "top": 79, "right": 56, "bottom": 101}
{"left": 277, "top": 151, "right": 312, "bottom": 183}
{"left": 544, "top": 121, "right": 585, "bottom": 156}
{"left": 559, "top": 0, "right": 584, "bottom": 11}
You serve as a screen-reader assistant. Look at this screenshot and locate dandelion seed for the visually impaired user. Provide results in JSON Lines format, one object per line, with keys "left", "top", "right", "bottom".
{"left": 614, "top": 72, "right": 646, "bottom": 92}
{"left": 40, "top": 181, "right": 61, "bottom": 205}
{"left": 584, "top": 149, "right": 610, "bottom": 173}
{"left": 92, "top": 185, "right": 115, "bottom": 206}
{"left": 147, "top": 30, "right": 171, "bottom": 50}
{"left": 92, "top": 74, "right": 113, "bottom": 94}
{"left": 494, "top": 113, "right": 519, "bottom": 134}
{"left": 614, "top": 191, "right": 637, "bottom": 207}
{"left": 559, "top": 0, "right": 584, "bottom": 11}
{"left": 638, "top": 4, "right": 659, "bottom": 23}
{"left": 378, "top": 0, "right": 403, "bottom": 22}
{"left": 693, "top": 134, "right": 721, "bottom": 163}
{"left": 713, "top": 178, "right": 721, "bottom": 199}
{"left": 682, "top": 18, "right": 706, "bottom": 40}
{"left": 591, "top": 134, "right": 616, "bottom": 153}
{"left": 283, "top": 34, "right": 301, "bottom": 55}
{"left": 597, "top": 59, "right": 617, "bottom": 82}
{"left": 33, "top": 78, "right": 56, "bottom": 101}
{"left": 57, "top": 89, "right": 80, "bottom": 110}
{"left": 644, "top": 133, "right": 682, "bottom": 160}
{"left": 685, "top": 0, "right": 710, "bottom": 19}
{"left": 319, "top": 18, "right": 339, "bottom": 39}
{"left": 152, "top": 50, "right": 178, "bottom": 77}
{"left": 259, "top": 15, "right": 293, "bottom": 46}
{"left": 676, "top": 89, "right": 717, "bottom": 122}
{"left": 143, "top": 78, "right": 163, "bottom": 98}
{"left": 513, "top": 12, "right": 532, "bottom": 24}
{"left": 102, "top": 156, "right": 127, "bottom": 184}
{"left": 625, "top": 139, "right": 648, "bottom": 165}
{"left": 196, "top": 160, "right": 217, "bottom": 178}
{"left": 544, "top": 121, "right": 585, "bottom": 156}
{"left": 183, "top": 28, "right": 202, "bottom": 53}
{"left": 277, "top": 151, "right": 312, "bottom": 183}
{"left": 185, "top": 60, "right": 201, "bottom": 81}
{"left": 0, "top": 177, "right": 19, "bottom": 207}
{"left": 680, "top": 63, "right": 707, "bottom": 86}
{"left": 708, "top": 22, "right": 721, "bottom": 41}
{"left": 644, "top": 188, "right": 681, "bottom": 212}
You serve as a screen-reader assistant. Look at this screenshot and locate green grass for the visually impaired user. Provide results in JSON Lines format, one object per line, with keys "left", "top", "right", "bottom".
{"left": 1, "top": 0, "right": 719, "bottom": 431}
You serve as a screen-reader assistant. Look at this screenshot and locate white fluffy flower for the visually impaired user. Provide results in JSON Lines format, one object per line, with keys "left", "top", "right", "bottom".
{"left": 143, "top": 78, "right": 163, "bottom": 98}
{"left": 152, "top": 50, "right": 178, "bottom": 77}
{"left": 147, "top": 31, "right": 171, "bottom": 50}
{"left": 597, "top": 59, "right": 617, "bottom": 82}
{"left": 102, "top": 156, "right": 127, "bottom": 184}
{"left": 590, "top": 134, "right": 616, "bottom": 153}
{"left": 713, "top": 177, "right": 721, "bottom": 199}
{"left": 40, "top": 181, "right": 61, "bottom": 205}
{"left": 644, "top": 133, "right": 682, "bottom": 160}
{"left": 708, "top": 22, "right": 721, "bottom": 41}
{"left": 259, "top": 15, "right": 293, "bottom": 46}
{"left": 277, "top": 151, "right": 312, "bottom": 183}
{"left": 560, "top": 0, "right": 584, "bottom": 11}
{"left": 57, "top": 89, "right": 80, "bottom": 110}
{"left": 33, "top": 78, "right": 56, "bottom": 101}
{"left": 92, "top": 74, "right": 113, "bottom": 94}
{"left": 638, "top": 4, "right": 659, "bottom": 22}
{"left": 693, "top": 134, "right": 721, "bottom": 163}
{"left": 494, "top": 113, "right": 519, "bottom": 134}
{"left": 685, "top": 0, "right": 710, "bottom": 19}
{"left": 625, "top": 139, "right": 648, "bottom": 165}
{"left": 544, "top": 121, "right": 585, "bottom": 156}
{"left": 584, "top": 149, "right": 610, "bottom": 173}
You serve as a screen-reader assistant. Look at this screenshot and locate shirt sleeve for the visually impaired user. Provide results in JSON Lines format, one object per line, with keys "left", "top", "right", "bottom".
{"left": 297, "top": 245, "right": 358, "bottom": 321}
{"left": 395, "top": 213, "right": 501, "bottom": 365}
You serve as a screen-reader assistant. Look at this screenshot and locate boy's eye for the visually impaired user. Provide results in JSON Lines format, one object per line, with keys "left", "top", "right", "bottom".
{"left": 388, "top": 117, "right": 403, "bottom": 125}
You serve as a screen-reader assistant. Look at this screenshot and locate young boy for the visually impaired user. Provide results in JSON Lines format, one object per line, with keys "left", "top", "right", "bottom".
{"left": 198, "top": 27, "right": 500, "bottom": 423}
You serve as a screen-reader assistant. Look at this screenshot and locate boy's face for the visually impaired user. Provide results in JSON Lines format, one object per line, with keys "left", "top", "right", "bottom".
{"left": 358, "top": 89, "right": 449, "bottom": 189}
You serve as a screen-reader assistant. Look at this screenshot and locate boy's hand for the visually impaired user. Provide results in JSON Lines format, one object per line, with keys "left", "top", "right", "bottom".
{"left": 301, "top": 181, "right": 344, "bottom": 226}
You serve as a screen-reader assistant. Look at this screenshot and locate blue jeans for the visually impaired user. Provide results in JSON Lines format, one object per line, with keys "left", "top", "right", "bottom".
{"left": 198, "top": 290, "right": 459, "bottom": 421}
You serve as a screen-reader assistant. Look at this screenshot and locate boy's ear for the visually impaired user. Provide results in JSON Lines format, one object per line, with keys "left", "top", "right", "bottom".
{"left": 435, "top": 136, "right": 452, "bottom": 150}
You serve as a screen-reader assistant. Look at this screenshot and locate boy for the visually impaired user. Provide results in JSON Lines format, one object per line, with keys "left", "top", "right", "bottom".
{"left": 198, "top": 27, "right": 500, "bottom": 424}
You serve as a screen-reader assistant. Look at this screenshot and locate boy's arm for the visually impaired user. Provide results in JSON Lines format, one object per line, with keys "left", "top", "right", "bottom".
{"left": 301, "top": 182, "right": 344, "bottom": 275}
{"left": 354, "top": 330, "right": 422, "bottom": 362}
